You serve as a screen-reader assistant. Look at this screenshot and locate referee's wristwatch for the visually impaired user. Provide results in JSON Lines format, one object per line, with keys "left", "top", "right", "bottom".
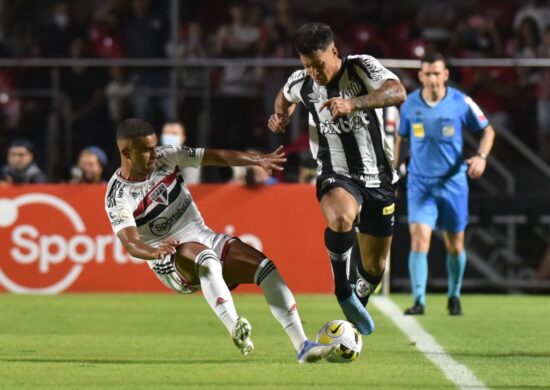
{"left": 477, "top": 152, "right": 488, "bottom": 160}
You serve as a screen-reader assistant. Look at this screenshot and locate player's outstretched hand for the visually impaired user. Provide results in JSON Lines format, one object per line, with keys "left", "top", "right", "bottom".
{"left": 258, "top": 146, "right": 287, "bottom": 175}
{"left": 465, "top": 155, "right": 487, "bottom": 179}
{"left": 268, "top": 113, "right": 290, "bottom": 133}
{"left": 320, "top": 97, "right": 355, "bottom": 120}
{"left": 152, "top": 239, "right": 179, "bottom": 259}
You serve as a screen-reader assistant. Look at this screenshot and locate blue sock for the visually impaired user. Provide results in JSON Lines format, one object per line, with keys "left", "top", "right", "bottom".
{"left": 408, "top": 252, "right": 428, "bottom": 306}
{"left": 446, "top": 251, "right": 466, "bottom": 298}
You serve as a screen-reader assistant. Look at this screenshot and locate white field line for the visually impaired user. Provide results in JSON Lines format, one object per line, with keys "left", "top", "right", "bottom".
{"left": 371, "top": 296, "right": 489, "bottom": 390}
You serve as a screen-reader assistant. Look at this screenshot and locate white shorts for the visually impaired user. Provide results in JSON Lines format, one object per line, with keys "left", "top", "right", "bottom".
{"left": 147, "top": 229, "right": 235, "bottom": 294}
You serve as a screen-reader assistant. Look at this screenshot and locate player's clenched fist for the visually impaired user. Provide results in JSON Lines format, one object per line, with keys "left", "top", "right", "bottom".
{"left": 268, "top": 113, "right": 290, "bottom": 133}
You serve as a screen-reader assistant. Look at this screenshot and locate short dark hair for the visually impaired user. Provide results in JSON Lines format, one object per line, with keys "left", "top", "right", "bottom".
{"left": 293, "top": 22, "right": 334, "bottom": 55}
{"left": 10, "top": 138, "right": 36, "bottom": 156}
{"left": 116, "top": 118, "right": 155, "bottom": 140}
{"left": 420, "top": 52, "right": 447, "bottom": 67}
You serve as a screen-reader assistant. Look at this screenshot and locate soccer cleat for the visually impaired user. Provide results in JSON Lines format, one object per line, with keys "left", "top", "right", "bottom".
{"left": 404, "top": 300, "right": 425, "bottom": 315}
{"left": 338, "top": 293, "right": 375, "bottom": 335}
{"left": 448, "top": 296, "right": 463, "bottom": 316}
{"left": 232, "top": 317, "right": 254, "bottom": 355}
{"left": 297, "top": 340, "right": 338, "bottom": 363}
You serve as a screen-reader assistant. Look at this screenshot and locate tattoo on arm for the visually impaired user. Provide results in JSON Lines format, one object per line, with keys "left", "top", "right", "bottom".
{"left": 352, "top": 80, "right": 406, "bottom": 110}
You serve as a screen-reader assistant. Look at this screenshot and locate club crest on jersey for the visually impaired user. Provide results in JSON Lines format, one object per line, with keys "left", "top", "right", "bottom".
{"left": 342, "top": 81, "right": 361, "bottom": 98}
{"left": 149, "top": 183, "right": 169, "bottom": 205}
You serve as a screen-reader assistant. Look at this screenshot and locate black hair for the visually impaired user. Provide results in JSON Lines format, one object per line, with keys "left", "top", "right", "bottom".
{"left": 116, "top": 118, "right": 155, "bottom": 140}
{"left": 420, "top": 52, "right": 447, "bottom": 67}
{"left": 10, "top": 138, "right": 36, "bottom": 156}
{"left": 293, "top": 22, "right": 334, "bottom": 55}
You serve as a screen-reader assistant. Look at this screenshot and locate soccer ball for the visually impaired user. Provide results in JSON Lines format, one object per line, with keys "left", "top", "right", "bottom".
{"left": 316, "top": 320, "right": 362, "bottom": 363}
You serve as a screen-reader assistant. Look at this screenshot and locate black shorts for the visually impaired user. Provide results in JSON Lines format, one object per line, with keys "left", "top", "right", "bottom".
{"left": 316, "top": 173, "right": 396, "bottom": 237}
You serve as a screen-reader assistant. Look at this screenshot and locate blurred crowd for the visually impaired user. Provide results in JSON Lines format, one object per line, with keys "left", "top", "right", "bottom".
{"left": 1, "top": 0, "right": 550, "bottom": 184}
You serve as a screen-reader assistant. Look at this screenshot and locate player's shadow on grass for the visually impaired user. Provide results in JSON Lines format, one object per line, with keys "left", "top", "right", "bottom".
{"left": 0, "top": 357, "right": 261, "bottom": 365}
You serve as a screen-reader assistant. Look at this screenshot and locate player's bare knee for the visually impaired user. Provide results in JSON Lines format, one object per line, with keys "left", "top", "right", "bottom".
{"left": 446, "top": 244, "right": 463, "bottom": 256}
{"left": 327, "top": 213, "right": 355, "bottom": 232}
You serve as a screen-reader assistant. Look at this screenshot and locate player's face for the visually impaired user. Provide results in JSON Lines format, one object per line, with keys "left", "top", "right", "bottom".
{"left": 299, "top": 43, "right": 340, "bottom": 85}
{"left": 128, "top": 134, "right": 158, "bottom": 177}
{"left": 418, "top": 61, "right": 449, "bottom": 96}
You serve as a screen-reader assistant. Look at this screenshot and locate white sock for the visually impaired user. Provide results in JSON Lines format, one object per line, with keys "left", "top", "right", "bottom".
{"left": 196, "top": 249, "right": 238, "bottom": 334}
{"left": 255, "top": 259, "right": 307, "bottom": 352}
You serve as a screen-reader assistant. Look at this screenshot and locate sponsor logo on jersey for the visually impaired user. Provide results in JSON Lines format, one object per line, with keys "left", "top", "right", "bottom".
{"left": 149, "top": 183, "right": 169, "bottom": 206}
{"left": 413, "top": 123, "right": 425, "bottom": 138}
{"left": 148, "top": 202, "right": 189, "bottom": 236}
{"left": 319, "top": 111, "right": 371, "bottom": 135}
{"left": 382, "top": 203, "right": 395, "bottom": 215}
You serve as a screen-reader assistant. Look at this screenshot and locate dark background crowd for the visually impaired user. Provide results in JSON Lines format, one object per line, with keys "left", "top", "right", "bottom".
{"left": 0, "top": 0, "right": 550, "bottom": 184}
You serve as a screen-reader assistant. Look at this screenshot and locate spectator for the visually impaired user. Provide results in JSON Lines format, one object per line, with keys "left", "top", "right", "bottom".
{"left": 105, "top": 66, "right": 134, "bottom": 124}
{"left": 122, "top": 0, "right": 170, "bottom": 124}
{"left": 161, "top": 122, "right": 201, "bottom": 184}
{"left": 70, "top": 146, "right": 107, "bottom": 183}
{"left": 43, "top": 1, "right": 85, "bottom": 58}
{"left": 0, "top": 138, "right": 47, "bottom": 184}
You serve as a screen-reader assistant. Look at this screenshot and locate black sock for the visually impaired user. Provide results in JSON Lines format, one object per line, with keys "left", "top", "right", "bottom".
{"left": 325, "top": 228, "right": 355, "bottom": 301}
{"left": 356, "top": 264, "right": 385, "bottom": 305}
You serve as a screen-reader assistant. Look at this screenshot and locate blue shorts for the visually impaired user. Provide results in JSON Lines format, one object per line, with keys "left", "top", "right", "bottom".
{"left": 407, "top": 173, "right": 468, "bottom": 233}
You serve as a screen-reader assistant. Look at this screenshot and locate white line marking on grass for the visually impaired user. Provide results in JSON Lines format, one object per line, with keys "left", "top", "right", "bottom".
{"left": 372, "top": 296, "right": 488, "bottom": 390}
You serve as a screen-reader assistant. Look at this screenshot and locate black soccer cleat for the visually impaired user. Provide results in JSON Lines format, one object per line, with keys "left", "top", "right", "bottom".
{"left": 447, "top": 296, "right": 463, "bottom": 316}
{"left": 404, "top": 300, "right": 425, "bottom": 315}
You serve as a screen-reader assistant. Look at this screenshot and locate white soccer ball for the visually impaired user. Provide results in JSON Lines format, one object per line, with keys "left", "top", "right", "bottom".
{"left": 316, "top": 319, "right": 363, "bottom": 363}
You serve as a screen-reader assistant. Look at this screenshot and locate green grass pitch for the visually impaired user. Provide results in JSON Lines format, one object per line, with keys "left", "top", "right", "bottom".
{"left": 1, "top": 293, "right": 549, "bottom": 389}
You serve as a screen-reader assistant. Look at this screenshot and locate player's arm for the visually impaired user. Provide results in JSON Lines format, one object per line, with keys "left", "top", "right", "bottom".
{"left": 117, "top": 226, "right": 178, "bottom": 260}
{"left": 465, "top": 125, "right": 496, "bottom": 179}
{"left": 268, "top": 88, "right": 297, "bottom": 133}
{"left": 202, "top": 147, "right": 286, "bottom": 175}
{"left": 321, "top": 79, "right": 406, "bottom": 120}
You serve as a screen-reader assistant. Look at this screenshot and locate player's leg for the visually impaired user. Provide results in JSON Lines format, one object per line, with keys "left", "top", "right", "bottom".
{"left": 319, "top": 186, "right": 359, "bottom": 302}
{"left": 440, "top": 174, "right": 469, "bottom": 316}
{"left": 351, "top": 181, "right": 395, "bottom": 306}
{"left": 173, "top": 242, "right": 253, "bottom": 354}
{"left": 443, "top": 231, "right": 466, "bottom": 315}
{"left": 222, "top": 239, "right": 336, "bottom": 363}
{"left": 404, "top": 223, "right": 433, "bottom": 314}
{"left": 404, "top": 174, "right": 437, "bottom": 314}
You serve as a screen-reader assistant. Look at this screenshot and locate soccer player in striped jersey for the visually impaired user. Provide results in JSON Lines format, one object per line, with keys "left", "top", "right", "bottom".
{"left": 268, "top": 23, "right": 406, "bottom": 335}
{"left": 105, "top": 118, "right": 336, "bottom": 363}
{"left": 395, "top": 52, "right": 496, "bottom": 316}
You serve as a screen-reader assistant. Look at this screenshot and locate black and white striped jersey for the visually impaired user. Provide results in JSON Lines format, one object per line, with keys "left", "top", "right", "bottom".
{"left": 105, "top": 145, "right": 207, "bottom": 246}
{"left": 284, "top": 54, "right": 400, "bottom": 187}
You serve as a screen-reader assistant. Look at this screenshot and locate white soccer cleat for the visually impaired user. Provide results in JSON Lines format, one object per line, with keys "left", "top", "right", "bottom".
{"left": 232, "top": 317, "right": 254, "bottom": 355}
{"left": 297, "top": 340, "right": 339, "bottom": 363}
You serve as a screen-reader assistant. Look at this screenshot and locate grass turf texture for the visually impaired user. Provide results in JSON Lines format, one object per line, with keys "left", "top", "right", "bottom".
{"left": 0, "top": 294, "right": 548, "bottom": 389}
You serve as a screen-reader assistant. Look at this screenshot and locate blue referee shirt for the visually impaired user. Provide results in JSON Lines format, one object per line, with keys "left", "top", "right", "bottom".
{"left": 398, "top": 87, "right": 489, "bottom": 178}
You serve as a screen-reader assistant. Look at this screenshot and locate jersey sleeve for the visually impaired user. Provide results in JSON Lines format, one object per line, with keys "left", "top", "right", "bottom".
{"left": 398, "top": 103, "right": 411, "bottom": 137}
{"left": 105, "top": 194, "right": 136, "bottom": 235}
{"left": 350, "top": 55, "right": 399, "bottom": 91}
{"left": 283, "top": 69, "right": 307, "bottom": 104}
{"left": 462, "top": 96, "right": 489, "bottom": 132}
{"left": 157, "top": 145, "right": 205, "bottom": 168}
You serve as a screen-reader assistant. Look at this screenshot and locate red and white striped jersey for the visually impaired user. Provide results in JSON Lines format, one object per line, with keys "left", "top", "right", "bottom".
{"left": 105, "top": 145, "right": 206, "bottom": 246}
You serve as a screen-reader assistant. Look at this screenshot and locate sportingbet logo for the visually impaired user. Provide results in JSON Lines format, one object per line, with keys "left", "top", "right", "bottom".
{"left": 0, "top": 193, "right": 140, "bottom": 294}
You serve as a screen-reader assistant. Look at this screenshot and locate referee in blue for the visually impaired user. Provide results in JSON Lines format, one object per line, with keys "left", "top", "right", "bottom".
{"left": 395, "top": 52, "right": 495, "bottom": 316}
